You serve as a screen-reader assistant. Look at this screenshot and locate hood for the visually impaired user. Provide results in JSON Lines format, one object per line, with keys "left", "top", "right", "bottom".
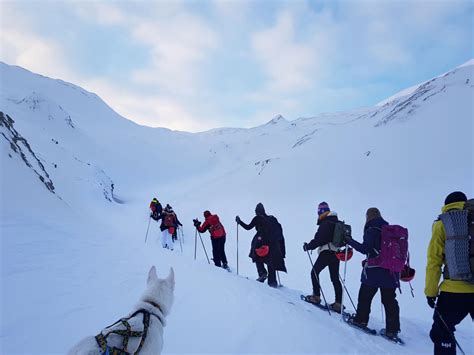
{"left": 441, "top": 201, "right": 465, "bottom": 213}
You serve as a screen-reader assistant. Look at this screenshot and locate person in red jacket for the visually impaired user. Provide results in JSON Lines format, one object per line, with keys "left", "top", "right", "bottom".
{"left": 194, "top": 210, "right": 229, "bottom": 270}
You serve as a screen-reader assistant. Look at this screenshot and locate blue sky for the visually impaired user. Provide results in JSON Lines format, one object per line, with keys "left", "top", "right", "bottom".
{"left": 1, "top": 0, "right": 473, "bottom": 131}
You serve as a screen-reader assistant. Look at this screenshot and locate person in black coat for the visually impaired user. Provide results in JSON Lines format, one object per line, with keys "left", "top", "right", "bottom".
{"left": 236, "top": 203, "right": 286, "bottom": 287}
{"left": 303, "top": 202, "right": 343, "bottom": 312}
{"left": 345, "top": 207, "right": 400, "bottom": 337}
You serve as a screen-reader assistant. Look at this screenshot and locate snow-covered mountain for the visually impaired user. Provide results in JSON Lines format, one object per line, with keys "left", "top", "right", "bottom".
{"left": 1, "top": 60, "right": 473, "bottom": 354}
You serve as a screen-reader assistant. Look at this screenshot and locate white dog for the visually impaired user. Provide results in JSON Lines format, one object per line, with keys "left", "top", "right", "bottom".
{"left": 68, "top": 266, "right": 175, "bottom": 355}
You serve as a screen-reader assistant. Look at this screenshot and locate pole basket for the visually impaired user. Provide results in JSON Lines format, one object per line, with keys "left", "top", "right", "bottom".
{"left": 336, "top": 247, "right": 353, "bottom": 261}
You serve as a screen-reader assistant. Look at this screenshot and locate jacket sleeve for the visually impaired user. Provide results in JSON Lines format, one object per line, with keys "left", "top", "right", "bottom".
{"left": 238, "top": 216, "right": 257, "bottom": 231}
{"left": 306, "top": 223, "right": 330, "bottom": 250}
{"left": 425, "top": 221, "right": 445, "bottom": 297}
{"left": 197, "top": 220, "right": 210, "bottom": 233}
{"left": 348, "top": 227, "right": 377, "bottom": 255}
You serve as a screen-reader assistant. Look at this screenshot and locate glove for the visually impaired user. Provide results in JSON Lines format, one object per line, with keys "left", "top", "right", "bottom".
{"left": 303, "top": 242, "right": 309, "bottom": 252}
{"left": 427, "top": 296, "right": 437, "bottom": 309}
{"left": 344, "top": 234, "right": 353, "bottom": 243}
{"left": 235, "top": 216, "right": 241, "bottom": 223}
{"left": 193, "top": 219, "right": 200, "bottom": 227}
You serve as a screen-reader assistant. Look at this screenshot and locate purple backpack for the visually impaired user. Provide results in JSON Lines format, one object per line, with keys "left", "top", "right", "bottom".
{"left": 367, "top": 225, "right": 409, "bottom": 273}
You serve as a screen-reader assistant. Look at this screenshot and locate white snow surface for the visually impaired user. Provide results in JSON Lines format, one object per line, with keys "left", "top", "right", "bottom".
{"left": 1, "top": 60, "right": 474, "bottom": 354}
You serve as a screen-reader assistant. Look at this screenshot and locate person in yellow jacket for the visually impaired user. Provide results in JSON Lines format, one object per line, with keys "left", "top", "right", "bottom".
{"left": 425, "top": 191, "right": 474, "bottom": 355}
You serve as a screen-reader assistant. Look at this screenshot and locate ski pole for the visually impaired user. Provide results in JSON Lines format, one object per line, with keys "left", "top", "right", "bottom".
{"left": 306, "top": 250, "right": 331, "bottom": 315}
{"left": 180, "top": 226, "right": 185, "bottom": 243}
{"left": 178, "top": 228, "right": 183, "bottom": 253}
{"left": 236, "top": 222, "right": 239, "bottom": 275}
{"left": 340, "top": 247, "right": 349, "bottom": 321}
{"left": 277, "top": 271, "right": 281, "bottom": 287}
{"left": 380, "top": 294, "right": 385, "bottom": 324}
{"left": 198, "top": 231, "right": 210, "bottom": 264}
{"left": 194, "top": 229, "right": 198, "bottom": 260}
{"left": 145, "top": 216, "right": 151, "bottom": 243}
{"left": 435, "top": 306, "right": 466, "bottom": 355}
{"left": 338, "top": 274, "right": 356, "bottom": 311}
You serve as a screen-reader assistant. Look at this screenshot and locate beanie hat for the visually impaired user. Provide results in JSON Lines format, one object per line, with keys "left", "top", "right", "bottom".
{"left": 444, "top": 191, "right": 467, "bottom": 205}
{"left": 203, "top": 210, "right": 211, "bottom": 218}
{"left": 317, "top": 202, "right": 330, "bottom": 216}
{"left": 366, "top": 207, "right": 382, "bottom": 223}
{"left": 255, "top": 203, "right": 266, "bottom": 216}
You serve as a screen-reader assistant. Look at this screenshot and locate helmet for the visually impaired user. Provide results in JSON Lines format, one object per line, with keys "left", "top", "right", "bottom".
{"left": 400, "top": 265, "right": 415, "bottom": 282}
{"left": 335, "top": 247, "right": 353, "bottom": 261}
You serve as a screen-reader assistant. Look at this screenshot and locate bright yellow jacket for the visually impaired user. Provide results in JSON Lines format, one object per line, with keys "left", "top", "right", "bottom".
{"left": 425, "top": 201, "right": 474, "bottom": 297}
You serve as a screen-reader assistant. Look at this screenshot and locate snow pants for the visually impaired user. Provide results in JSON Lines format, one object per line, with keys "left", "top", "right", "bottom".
{"left": 161, "top": 229, "right": 174, "bottom": 250}
{"left": 211, "top": 236, "right": 228, "bottom": 267}
{"left": 256, "top": 261, "right": 277, "bottom": 287}
{"left": 311, "top": 250, "right": 342, "bottom": 303}
{"left": 354, "top": 284, "right": 400, "bottom": 333}
{"left": 430, "top": 292, "right": 474, "bottom": 355}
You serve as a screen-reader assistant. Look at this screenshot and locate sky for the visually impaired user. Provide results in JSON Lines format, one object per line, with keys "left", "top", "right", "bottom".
{"left": 1, "top": 0, "right": 473, "bottom": 132}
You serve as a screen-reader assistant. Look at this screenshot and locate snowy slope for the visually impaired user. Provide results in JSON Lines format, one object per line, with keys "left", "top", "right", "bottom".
{"left": 1, "top": 60, "right": 473, "bottom": 354}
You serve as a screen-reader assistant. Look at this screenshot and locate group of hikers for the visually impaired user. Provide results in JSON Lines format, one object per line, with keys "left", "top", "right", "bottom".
{"left": 149, "top": 191, "right": 474, "bottom": 354}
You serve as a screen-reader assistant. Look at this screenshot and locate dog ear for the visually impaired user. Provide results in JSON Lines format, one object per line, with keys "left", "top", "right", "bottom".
{"left": 166, "top": 267, "right": 175, "bottom": 290}
{"left": 147, "top": 265, "right": 158, "bottom": 285}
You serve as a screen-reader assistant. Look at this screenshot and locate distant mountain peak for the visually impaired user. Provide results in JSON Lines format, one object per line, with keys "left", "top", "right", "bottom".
{"left": 266, "top": 114, "right": 287, "bottom": 125}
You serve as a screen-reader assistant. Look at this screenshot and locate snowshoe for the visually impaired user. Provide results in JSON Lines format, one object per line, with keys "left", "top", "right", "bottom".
{"left": 380, "top": 329, "right": 405, "bottom": 345}
{"left": 343, "top": 314, "right": 377, "bottom": 335}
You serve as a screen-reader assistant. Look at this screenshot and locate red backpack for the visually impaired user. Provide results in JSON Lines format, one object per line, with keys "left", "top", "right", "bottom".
{"left": 367, "top": 225, "right": 409, "bottom": 273}
{"left": 163, "top": 213, "right": 176, "bottom": 227}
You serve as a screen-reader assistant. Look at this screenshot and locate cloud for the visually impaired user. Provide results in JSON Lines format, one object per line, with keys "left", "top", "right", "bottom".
{"left": 251, "top": 11, "right": 316, "bottom": 93}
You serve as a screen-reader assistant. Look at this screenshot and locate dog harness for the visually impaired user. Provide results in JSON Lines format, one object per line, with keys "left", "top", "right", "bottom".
{"left": 95, "top": 304, "right": 163, "bottom": 355}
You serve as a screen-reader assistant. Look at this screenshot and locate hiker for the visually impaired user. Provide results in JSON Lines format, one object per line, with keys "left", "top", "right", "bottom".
{"left": 149, "top": 198, "right": 162, "bottom": 221}
{"left": 302, "top": 202, "right": 343, "bottom": 312}
{"left": 159, "top": 204, "right": 182, "bottom": 250}
{"left": 425, "top": 191, "right": 474, "bottom": 355}
{"left": 236, "top": 203, "right": 286, "bottom": 288}
{"left": 193, "top": 210, "right": 229, "bottom": 270}
{"left": 344, "top": 207, "right": 401, "bottom": 338}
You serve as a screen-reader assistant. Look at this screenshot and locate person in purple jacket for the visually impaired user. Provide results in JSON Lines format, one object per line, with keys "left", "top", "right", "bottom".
{"left": 344, "top": 207, "right": 401, "bottom": 338}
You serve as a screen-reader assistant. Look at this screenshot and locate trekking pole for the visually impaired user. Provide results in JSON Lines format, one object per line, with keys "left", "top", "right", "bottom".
{"left": 340, "top": 247, "right": 349, "bottom": 321}
{"left": 144, "top": 216, "right": 151, "bottom": 243}
{"left": 306, "top": 250, "right": 331, "bottom": 315}
{"left": 236, "top": 222, "right": 239, "bottom": 275}
{"left": 194, "top": 229, "right": 198, "bottom": 260}
{"left": 178, "top": 228, "right": 183, "bottom": 253}
{"left": 198, "top": 231, "right": 210, "bottom": 264}
{"left": 338, "top": 274, "right": 356, "bottom": 311}
{"left": 380, "top": 294, "right": 385, "bottom": 324}
{"left": 435, "top": 306, "right": 466, "bottom": 355}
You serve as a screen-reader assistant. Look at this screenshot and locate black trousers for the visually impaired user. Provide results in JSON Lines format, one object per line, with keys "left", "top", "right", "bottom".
{"left": 211, "top": 236, "right": 228, "bottom": 267}
{"left": 311, "top": 250, "right": 342, "bottom": 303}
{"left": 256, "top": 261, "right": 277, "bottom": 286}
{"left": 354, "top": 284, "right": 400, "bottom": 333}
{"left": 430, "top": 292, "right": 474, "bottom": 355}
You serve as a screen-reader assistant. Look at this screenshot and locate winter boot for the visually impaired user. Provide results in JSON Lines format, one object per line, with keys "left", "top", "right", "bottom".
{"left": 256, "top": 272, "right": 268, "bottom": 283}
{"left": 268, "top": 281, "right": 278, "bottom": 288}
{"left": 329, "top": 302, "right": 344, "bottom": 313}
{"left": 222, "top": 263, "right": 229, "bottom": 270}
{"left": 346, "top": 314, "right": 368, "bottom": 328}
{"left": 305, "top": 294, "right": 321, "bottom": 305}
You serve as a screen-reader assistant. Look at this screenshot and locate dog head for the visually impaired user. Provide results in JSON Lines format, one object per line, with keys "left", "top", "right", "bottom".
{"left": 141, "top": 266, "right": 175, "bottom": 316}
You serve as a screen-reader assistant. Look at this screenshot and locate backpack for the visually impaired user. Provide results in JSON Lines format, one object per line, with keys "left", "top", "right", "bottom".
{"left": 163, "top": 213, "right": 175, "bottom": 227}
{"left": 150, "top": 200, "right": 162, "bottom": 221}
{"left": 208, "top": 215, "right": 225, "bottom": 238}
{"left": 439, "top": 199, "right": 474, "bottom": 284}
{"left": 332, "top": 221, "right": 352, "bottom": 248}
{"left": 367, "top": 225, "right": 409, "bottom": 273}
